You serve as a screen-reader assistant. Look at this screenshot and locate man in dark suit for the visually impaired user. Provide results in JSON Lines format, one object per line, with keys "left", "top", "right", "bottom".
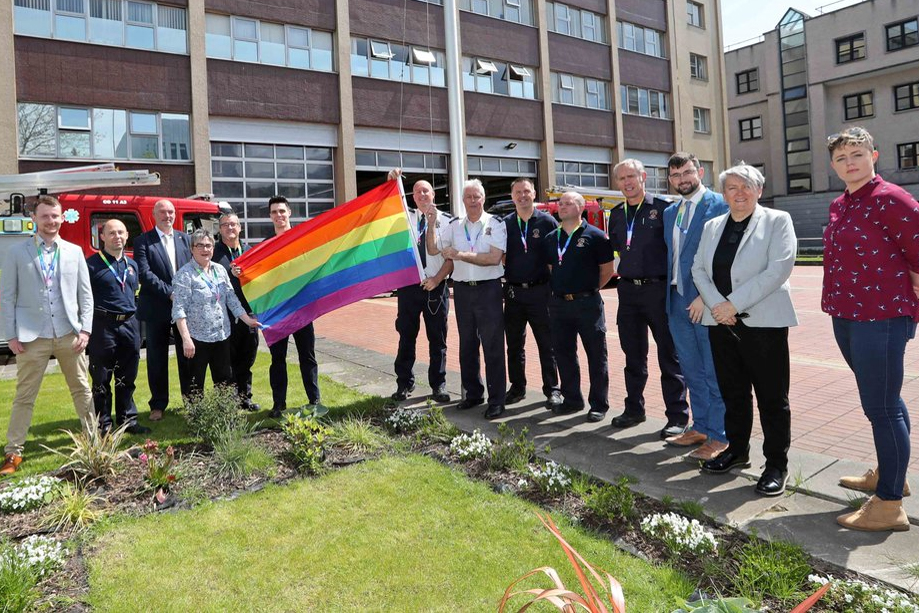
{"left": 663, "top": 152, "right": 729, "bottom": 460}
{"left": 134, "top": 199, "right": 192, "bottom": 421}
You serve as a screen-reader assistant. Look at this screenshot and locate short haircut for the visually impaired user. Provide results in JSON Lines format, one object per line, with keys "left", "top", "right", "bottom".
{"left": 219, "top": 212, "right": 239, "bottom": 223}
{"left": 827, "top": 126, "right": 875, "bottom": 155}
{"left": 101, "top": 218, "right": 127, "bottom": 233}
{"left": 510, "top": 177, "right": 534, "bottom": 190}
{"left": 719, "top": 163, "right": 765, "bottom": 191}
{"left": 34, "top": 194, "right": 62, "bottom": 211}
{"left": 190, "top": 228, "right": 214, "bottom": 248}
{"left": 561, "top": 191, "right": 585, "bottom": 207}
{"left": 667, "top": 152, "right": 699, "bottom": 170}
{"left": 613, "top": 158, "right": 645, "bottom": 175}
{"left": 268, "top": 195, "right": 289, "bottom": 212}
{"left": 463, "top": 178, "right": 485, "bottom": 197}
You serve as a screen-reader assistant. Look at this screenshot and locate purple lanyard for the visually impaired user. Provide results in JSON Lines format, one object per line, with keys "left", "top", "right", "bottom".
{"left": 99, "top": 251, "right": 128, "bottom": 292}
{"left": 463, "top": 221, "right": 483, "bottom": 253}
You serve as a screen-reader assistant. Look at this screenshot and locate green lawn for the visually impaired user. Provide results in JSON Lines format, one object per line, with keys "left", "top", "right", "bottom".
{"left": 86, "top": 454, "right": 692, "bottom": 611}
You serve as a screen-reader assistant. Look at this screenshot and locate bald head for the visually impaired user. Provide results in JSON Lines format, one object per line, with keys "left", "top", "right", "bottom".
{"left": 100, "top": 218, "right": 129, "bottom": 255}
{"left": 152, "top": 199, "right": 176, "bottom": 233}
{"left": 412, "top": 180, "right": 435, "bottom": 213}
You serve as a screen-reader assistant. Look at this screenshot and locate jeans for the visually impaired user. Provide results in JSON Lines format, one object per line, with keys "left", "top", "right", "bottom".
{"left": 833, "top": 316, "right": 914, "bottom": 501}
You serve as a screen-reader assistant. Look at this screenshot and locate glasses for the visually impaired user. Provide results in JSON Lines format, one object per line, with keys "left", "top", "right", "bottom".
{"left": 668, "top": 168, "right": 698, "bottom": 180}
{"left": 219, "top": 221, "right": 239, "bottom": 228}
{"left": 194, "top": 243, "right": 214, "bottom": 250}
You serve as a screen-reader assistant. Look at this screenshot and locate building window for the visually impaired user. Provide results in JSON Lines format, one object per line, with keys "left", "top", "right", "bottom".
{"left": 739, "top": 117, "right": 763, "bottom": 141}
{"left": 689, "top": 53, "right": 707, "bottom": 80}
{"left": 644, "top": 166, "right": 668, "bottom": 194}
{"left": 687, "top": 1, "right": 704, "bottom": 28}
{"left": 555, "top": 161, "right": 610, "bottom": 188}
{"left": 699, "top": 161, "right": 714, "bottom": 187}
{"left": 898, "top": 142, "right": 919, "bottom": 170}
{"left": 211, "top": 142, "right": 335, "bottom": 242}
{"left": 18, "top": 102, "right": 190, "bottom": 161}
{"left": 616, "top": 21, "right": 665, "bottom": 58}
{"left": 843, "top": 92, "right": 874, "bottom": 120}
{"left": 351, "top": 38, "right": 446, "bottom": 86}
{"left": 547, "top": 2, "right": 607, "bottom": 43}
{"left": 205, "top": 14, "right": 334, "bottom": 72}
{"left": 886, "top": 18, "right": 919, "bottom": 52}
{"left": 620, "top": 85, "right": 670, "bottom": 119}
{"left": 835, "top": 33, "right": 866, "bottom": 63}
{"left": 895, "top": 82, "right": 919, "bottom": 112}
{"left": 752, "top": 163, "right": 765, "bottom": 177}
{"left": 552, "top": 72, "right": 610, "bottom": 110}
{"left": 12, "top": 0, "right": 187, "bottom": 53}
{"left": 469, "top": 156, "right": 537, "bottom": 177}
{"left": 693, "top": 107, "right": 710, "bottom": 133}
{"left": 462, "top": 57, "right": 536, "bottom": 99}
{"left": 459, "top": 0, "right": 534, "bottom": 26}
{"left": 735, "top": 68, "right": 758, "bottom": 94}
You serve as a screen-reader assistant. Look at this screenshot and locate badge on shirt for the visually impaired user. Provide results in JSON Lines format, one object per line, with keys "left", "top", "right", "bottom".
{"left": 577, "top": 238, "right": 587, "bottom": 248}
{"left": 485, "top": 227, "right": 492, "bottom": 236}
{"left": 532, "top": 229, "right": 541, "bottom": 239}
{"left": 649, "top": 209, "right": 660, "bottom": 220}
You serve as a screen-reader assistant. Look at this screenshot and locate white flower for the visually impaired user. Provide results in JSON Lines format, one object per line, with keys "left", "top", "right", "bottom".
{"left": 450, "top": 430, "right": 492, "bottom": 461}
{"left": 385, "top": 408, "right": 425, "bottom": 433}
{"left": 640, "top": 512, "right": 717, "bottom": 555}
{"left": 0, "top": 476, "right": 62, "bottom": 513}
{"left": 527, "top": 461, "right": 571, "bottom": 495}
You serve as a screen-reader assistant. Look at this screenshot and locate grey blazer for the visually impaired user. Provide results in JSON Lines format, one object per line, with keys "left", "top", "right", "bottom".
{"left": 691, "top": 204, "right": 798, "bottom": 328}
{"left": 1, "top": 237, "right": 93, "bottom": 343}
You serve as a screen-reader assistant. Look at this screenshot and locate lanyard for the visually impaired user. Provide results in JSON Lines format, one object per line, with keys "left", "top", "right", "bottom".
{"left": 463, "top": 221, "right": 483, "bottom": 253}
{"left": 195, "top": 265, "right": 221, "bottom": 302}
{"left": 556, "top": 222, "right": 583, "bottom": 265}
{"left": 624, "top": 202, "right": 643, "bottom": 250}
{"left": 36, "top": 240, "right": 60, "bottom": 288}
{"left": 517, "top": 215, "right": 529, "bottom": 253}
{"left": 98, "top": 251, "right": 128, "bottom": 292}
{"left": 230, "top": 245, "right": 242, "bottom": 259}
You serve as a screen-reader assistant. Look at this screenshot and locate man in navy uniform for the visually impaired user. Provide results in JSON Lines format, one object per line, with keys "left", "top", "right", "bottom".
{"left": 134, "top": 199, "right": 193, "bottom": 421}
{"left": 213, "top": 212, "right": 260, "bottom": 411}
{"left": 608, "top": 159, "right": 689, "bottom": 437}
{"left": 391, "top": 175, "right": 453, "bottom": 403}
{"left": 541, "top": 191, "right": 616, "bottom": 420}
{"left": 502, "top": 177, "right": 561, "bottom": 410}
{"left": 433, "top": 179, "right": 508, "bottom": 419}
{"left": 86, "top": 219, "right": 150, "bottom": 435}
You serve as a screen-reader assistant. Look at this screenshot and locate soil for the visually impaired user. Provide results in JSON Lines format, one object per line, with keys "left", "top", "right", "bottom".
{"left": 0, "top": 422, "right": 907, "bottom": 612}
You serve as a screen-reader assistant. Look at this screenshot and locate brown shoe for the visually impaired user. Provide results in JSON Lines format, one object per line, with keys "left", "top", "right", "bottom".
{"left": 837, "top": 495, "right": 909, "bottom": 532}
{"left": 0, "top": 454, "right": 23, "bottom": 476}
{"left": 149, "top": 409, "right": 164, "bottom": 422}
{"left": 688, "top": 440, "right": 728, "bottom": 460}
{"left": 839, "top": 467, "right": 911, "bottom": 497}
{"left": 666, "top": 429, "right": 708, "bottom": 447}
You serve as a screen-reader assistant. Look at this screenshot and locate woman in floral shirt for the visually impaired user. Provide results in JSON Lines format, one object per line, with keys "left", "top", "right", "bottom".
{"left": 173, "top": 229, "right": 259, "bottom": 399}
{"left": 823, "top": 127, "right": 919, "bottom": 532}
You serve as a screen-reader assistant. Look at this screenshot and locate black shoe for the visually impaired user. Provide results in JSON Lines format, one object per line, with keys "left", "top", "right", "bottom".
{"left": 545, "top": 391, "right": 563, "bottom": 410}
{"left": 243, "top": 401, "right": 261, "bottom": 413}
{"left": 660, "top": 422, "right": 688, "bottom": 439}
{"left": 610, "top": 412, "right": 646, "bottom": 428}
{"left": 586, "top": 410, "right": 606, "bottom": 423}
{"left": 124, "top": 424, "right": 152, "bottom": 435}
{"left": 456, "top": 398, "right": 484, "bottom": 411}
{"left": 505, "top": 387, "right": 526, "bottom": 405}
{"left": 755, "top": 468, "right": 788, "bottom": 497}
{"left": 431, "top": 385, "right": 450, "bottom": 403}
{"left": 484, "top": 405, "right": 505, "bottom": 419}
{"left": 701, "top": 449, "right": 751, "bottom": 474}
{"left": 551, "top": 402, "right": 584, "bottom": 416}
{"left": 391, "top": 384, "right": 415, "bottom": 401}
{"left": 269, "top": 405, "right": 285, "bottom": 419}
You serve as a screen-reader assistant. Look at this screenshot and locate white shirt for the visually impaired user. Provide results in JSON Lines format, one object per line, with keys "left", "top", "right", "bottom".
{"left": 156, "top": 226, "right": 177, "bottom": 274}
{"left": 671, "top": 185, "right": 707, "bottom": 287}
{"left": 408, "top": 208, "right": 450, "bottom": 279}
{"left": 441, "top": 211, "right": 507, "bottom": 282}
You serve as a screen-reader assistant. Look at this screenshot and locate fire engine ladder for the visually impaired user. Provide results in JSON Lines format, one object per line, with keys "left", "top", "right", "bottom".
{"left": 0, "top": 164, "right": 161, "bottom": 202}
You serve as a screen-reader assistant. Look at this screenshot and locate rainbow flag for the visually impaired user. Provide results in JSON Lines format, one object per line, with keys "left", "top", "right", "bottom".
{"left": 236, "top": 180, "right": 422, "bottom": 346}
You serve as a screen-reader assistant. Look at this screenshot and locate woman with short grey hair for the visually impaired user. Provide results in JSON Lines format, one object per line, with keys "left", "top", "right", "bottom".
{"left": 691, "top": 164, "right": 798, "bottom": 496}
{"left": 172, "top": 229, "right": 259, "bottom": 399}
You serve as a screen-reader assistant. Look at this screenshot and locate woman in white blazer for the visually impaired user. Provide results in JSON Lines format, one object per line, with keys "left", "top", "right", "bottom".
{"left": 691, "top": 164, "right": 797, "bottom": 497}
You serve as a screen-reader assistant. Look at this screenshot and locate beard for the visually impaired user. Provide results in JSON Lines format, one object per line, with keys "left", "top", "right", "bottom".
{"left": 675, "top": 180, "right": 700, "bottom": 196}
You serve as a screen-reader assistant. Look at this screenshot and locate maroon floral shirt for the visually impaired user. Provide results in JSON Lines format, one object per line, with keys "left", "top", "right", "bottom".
{"left": 822, "top": 176, "right": 919, "bottom": 322}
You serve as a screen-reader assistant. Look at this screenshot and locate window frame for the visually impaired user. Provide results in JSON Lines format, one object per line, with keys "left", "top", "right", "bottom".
{"left": 894, "top": 81, "right": 919, "bottom": 112}
{"left": 686, "top": 1, "right": 704, "bottom": 28}
{"left": 693, "top": 107, "right": 710, "bottom": 133}
{"left": 886, "top": 18, "right": 919, "bottom": 52}
{"left": 835, "top": 32, "right": 866, "bottom": 64}
{"left": 897, "top": 141, "right": 919, "bottom": 170}
{"left": 689, "top": 53, "right": 707, "bottom": 81}
{"left": 735, "top": 68, "right": 759, "bottom": 94}
{"left": 843, "top": 91, "right": 874, "bottom": 121}
{"left": 739, "top": 116, "right": 763, "bottom": 141}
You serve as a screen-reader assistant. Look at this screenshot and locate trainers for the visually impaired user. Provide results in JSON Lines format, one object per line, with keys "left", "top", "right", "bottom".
{"left": 660, "top": 422, "right": 688, "bottom": 439}
{"left": 431, "top": 385, "right": 450, "bottom": 403}
{"left": 839, "top": 467, "right": 911, "bottom": 497}
{"left": 837, "top": 495, "right": 909, "bottom": 532}
{"left": 0, "top": 454, "right": 22, "bottom": 476}
{"left": 391, "top": 385, "right": 415, "bottom": 402}
{"left": 545, "top": 391, "right": 563, "bottom": 410}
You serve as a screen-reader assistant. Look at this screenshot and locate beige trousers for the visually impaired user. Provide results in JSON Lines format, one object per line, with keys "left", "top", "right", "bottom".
{"left": 5, "top": 334, "right": 92, "bottom": 456}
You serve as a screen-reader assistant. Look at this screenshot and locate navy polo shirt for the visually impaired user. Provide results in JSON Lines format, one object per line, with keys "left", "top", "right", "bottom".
{"left": 503, "top": 208, "right": 558, "bottom": 284}
{"left": 213, "top": 240, "right": 253, "bottom": 313}
{"left": 87, "top": 251, "right": 138, "bottom": 314}
{"left": 608, "top": 194, "right": 670, "bottom": 279}
{"left": 541, "top": 222, "right": 615, "bottom": 294}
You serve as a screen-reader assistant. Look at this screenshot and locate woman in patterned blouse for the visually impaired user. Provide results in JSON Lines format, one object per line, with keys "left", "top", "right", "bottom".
{"left": 824, "top": 127, "right": 919, "bottom": 532}
{"left": 173, "top": 229, "right": 260, "bottom": 399}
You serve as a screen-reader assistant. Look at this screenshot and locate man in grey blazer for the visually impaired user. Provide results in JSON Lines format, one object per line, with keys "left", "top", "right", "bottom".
{"left": 0, "top": 195, "right": 93, "bottom": 475}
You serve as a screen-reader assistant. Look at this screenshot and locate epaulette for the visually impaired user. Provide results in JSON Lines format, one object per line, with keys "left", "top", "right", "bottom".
{"left": 447, "top": 216, "right": 460, "bottom": 224}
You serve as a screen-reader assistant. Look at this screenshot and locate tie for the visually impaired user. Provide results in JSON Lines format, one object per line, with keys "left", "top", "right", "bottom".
{"left": 417, "top": 215, "right": 427, "bottom": 269}
{"left": 163, "top": 233, "right": 176, "bottom": 274}
{"left": 676, "top": 202, "right": 690, "bottom": 296}
{"left": 678, "top": 201, "right": 691, "bottom": 232}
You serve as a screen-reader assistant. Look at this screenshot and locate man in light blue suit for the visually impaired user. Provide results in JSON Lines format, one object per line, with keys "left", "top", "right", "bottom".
{"left": 662, "top": 153, "right": 729, "bottom": 460}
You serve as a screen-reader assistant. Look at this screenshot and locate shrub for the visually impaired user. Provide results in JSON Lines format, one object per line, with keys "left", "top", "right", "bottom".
{"left": 527, "top": 461, "right": 571, "bottom": 496}
{"left": 42, "top": 413, "right": 129, "bottom": 481}
{"left": 584, "top": 478, "right": 637, "bottom": 522}
{"left": 732, "top": 538, "right": 812, "bottom": 606}
{"left": 0, "top": 476, "right": 62, "bottom": 514}
{"left": 449, "top": 430, "right": 492, "bottom": 461}
{"left": 212, "top": 429, "right": 275, "bottom": 480}
{"left": 42, "top": 482, "right": 102, "bottom": 532}
{"left": 488, "top": 423, "right": 536, "bottom": 473}
{"left": 181, "top": 385, "right": 247, "bottom": 446}
{"left": 282, "top": 413, "right": 332, "bottom": 475}
{"left": 327, "top": 418, "right": 391, "bottom": 454}
{"left": 640, "top": 512, "right": 717, "bottom": 556}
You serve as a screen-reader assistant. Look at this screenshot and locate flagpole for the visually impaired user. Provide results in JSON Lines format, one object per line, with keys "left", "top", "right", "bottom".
{"left": 443, "top": 0, "right": 466, "bottom": 217}
{"left": 396, "top": 176, "right": 425, "bottom": 282}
